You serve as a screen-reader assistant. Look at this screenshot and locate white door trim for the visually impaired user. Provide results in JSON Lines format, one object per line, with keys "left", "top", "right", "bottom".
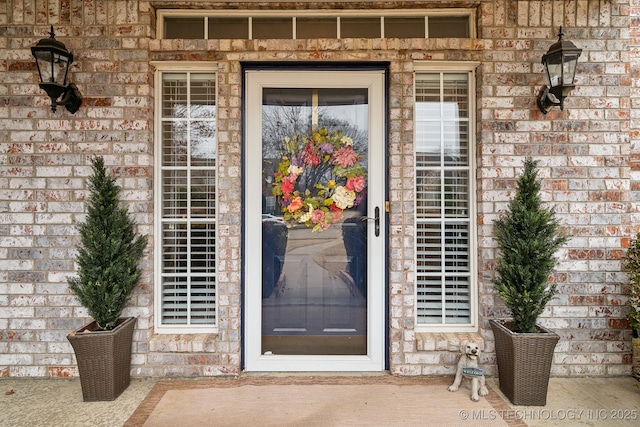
{"left": 244, "top": 70, "right": 386, "bottom": 371}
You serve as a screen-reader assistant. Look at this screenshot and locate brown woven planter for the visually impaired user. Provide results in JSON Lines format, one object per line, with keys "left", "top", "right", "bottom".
{"left": 67, "top": 316, "right": 136, "bottom": 402}
{"left": 490, "top": 319, "right": 559, "bottom": 406}
{"left": 632, "top": 337, "right": 640, "bottom": 382}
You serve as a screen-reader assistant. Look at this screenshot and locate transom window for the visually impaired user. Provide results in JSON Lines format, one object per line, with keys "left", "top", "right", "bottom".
{"left": 414, "top": 65, "right": 477, "bottom": 330}
{"left": 154, "top": 68, "right": 218, "bottom": 332}
{"left": 158, "top": 10, "right": 474, "bottom": 40}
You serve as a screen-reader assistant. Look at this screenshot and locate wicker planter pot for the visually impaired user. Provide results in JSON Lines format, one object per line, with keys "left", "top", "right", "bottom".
{"left": 67, "top": 316, "right": 136, "bottom": 401}
{"left": 490, "top": 319, "right": 559, "bottom": 406}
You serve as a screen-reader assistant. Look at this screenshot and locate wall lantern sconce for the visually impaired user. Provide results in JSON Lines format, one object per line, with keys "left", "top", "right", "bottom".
{"left": 537, "top": 27, "right": 582, "bottom": 114}
{"left": 31, "top": 26, "right": 82, "bottom": 114}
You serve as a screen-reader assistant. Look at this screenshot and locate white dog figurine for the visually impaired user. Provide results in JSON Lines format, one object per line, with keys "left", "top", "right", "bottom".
{"left": 448, "top": 342, "right": 489, "bottom": 402}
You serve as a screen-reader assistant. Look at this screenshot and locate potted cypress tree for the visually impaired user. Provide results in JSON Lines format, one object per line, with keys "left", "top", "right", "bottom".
{"left": 622, "top": 233, "right": 640, "bottom": 381}
{"left": 67, "top": 156, "right": 148, "bottom": 401}
{"left": 490, "top": 157, "right": 569, "bottom": 406}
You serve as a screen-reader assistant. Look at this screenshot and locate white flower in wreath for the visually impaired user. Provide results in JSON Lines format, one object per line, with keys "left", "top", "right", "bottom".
{"left": 341, "top": 136, "right": 354, "bottom": 146}
{"left": 333, "top": 186, "right": 356, "bottom": 210}
{"left": 288, "top": 164, "right": 304, "bottom": 176}
{"left": 298, "top": 204, "right": 314, "bottom": 223}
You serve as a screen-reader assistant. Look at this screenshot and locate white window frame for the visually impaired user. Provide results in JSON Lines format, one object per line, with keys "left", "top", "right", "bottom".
{"left": 152, "top": 61, "right": 219, "bottom": 334}
{"left": 156, "top": 9, "right": 477, "bottom": 40}
{"left": 414, "top": 61, "right": 479, "bottom": 332}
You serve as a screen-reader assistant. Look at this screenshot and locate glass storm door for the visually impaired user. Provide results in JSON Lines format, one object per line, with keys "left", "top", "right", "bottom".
{"left": 245, "top": 70, "right": 386, "bottom": 371}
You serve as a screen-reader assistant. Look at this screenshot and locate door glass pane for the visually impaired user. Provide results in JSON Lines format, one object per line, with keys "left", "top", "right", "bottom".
{"left": 261, "top": 87, "right": 369, "bottom": 355}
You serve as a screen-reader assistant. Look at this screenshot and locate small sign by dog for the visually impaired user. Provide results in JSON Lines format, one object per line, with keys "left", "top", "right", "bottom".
{"left": 462, "top": 367, "right": 484, "bottom": 378}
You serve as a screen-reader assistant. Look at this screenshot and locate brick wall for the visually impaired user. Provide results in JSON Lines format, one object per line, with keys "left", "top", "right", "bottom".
{"left": 476, "top": 0, "right": 633, "bottom": 376}
{"left": 0, "top": 0, "right": 156, "bottom": 377}
{"left": 0, "top": 0, "right": 635, "bottom": 378}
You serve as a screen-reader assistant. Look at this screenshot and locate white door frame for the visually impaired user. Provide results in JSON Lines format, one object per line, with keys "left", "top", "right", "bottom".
{"left": 244, "top": 69, "right": 386, "bottom": 371}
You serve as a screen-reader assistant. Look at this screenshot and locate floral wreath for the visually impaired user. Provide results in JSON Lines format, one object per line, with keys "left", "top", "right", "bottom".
{"left": 272, "top": 128, "right": 366, "bottom": 232}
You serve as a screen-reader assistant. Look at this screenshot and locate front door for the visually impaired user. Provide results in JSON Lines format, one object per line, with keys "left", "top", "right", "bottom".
{"left": 244, "top": 69, "right": 386, "bottom": 371}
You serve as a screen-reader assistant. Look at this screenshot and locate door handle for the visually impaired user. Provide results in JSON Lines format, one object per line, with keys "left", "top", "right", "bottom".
{"left": 360, "top": 206, "right": 380, "bottom": 237}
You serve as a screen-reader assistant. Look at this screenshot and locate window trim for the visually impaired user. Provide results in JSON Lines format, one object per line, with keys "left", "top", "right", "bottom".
{"left": 153, "top": 61, "right": 219, "bottom": 334}
{"left": 156, "top": 9, "right": 477, "bottom": 40}
{"left": 414, "top": 61, "right": 479, "bottom": 333}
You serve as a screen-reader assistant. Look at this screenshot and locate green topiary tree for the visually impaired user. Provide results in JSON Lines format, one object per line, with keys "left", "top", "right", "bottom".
{"left": 493, "top": 157, "right": 568, "bottom": 333}
{"left": 623, "top": 234, "right": 640, "bottom": 333}
{"left": 68, "top": 156, "right": 148, "bottom": 331}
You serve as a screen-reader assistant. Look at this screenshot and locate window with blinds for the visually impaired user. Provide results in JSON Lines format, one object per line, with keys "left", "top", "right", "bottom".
{"left": 158, "top": 71, "right": 217, "bottom": 330}
{"left": 415, "top": 71, "right": 474, "bottom": 328}
{"left": 159, "top": 11, "right": 474, "bottom": 40}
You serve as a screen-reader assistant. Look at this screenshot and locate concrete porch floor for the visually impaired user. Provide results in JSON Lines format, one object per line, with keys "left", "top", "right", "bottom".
{"left": 486, "top": 377, "right": 640, "bottom": 427}
{"left": 0, "top": 375, "right": 638, "bottom": 426}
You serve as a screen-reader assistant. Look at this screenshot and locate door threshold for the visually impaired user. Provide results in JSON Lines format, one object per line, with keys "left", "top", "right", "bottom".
{"left": 240, "top": 371, "right": 391, "bottom": 377}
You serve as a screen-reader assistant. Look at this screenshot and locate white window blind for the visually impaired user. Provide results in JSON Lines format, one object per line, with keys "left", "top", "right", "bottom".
{"left": 159, "top": 72, "right": 217, "bottom": 328}
{"left": 415, "top": 71, "right": 474, "bottom": 327}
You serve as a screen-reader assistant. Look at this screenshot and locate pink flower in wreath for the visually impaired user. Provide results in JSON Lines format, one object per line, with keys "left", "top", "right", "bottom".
{"left": 346, "top": 176, "right": 365, "bottom": 193}
{"left": 331, "top": 209, "right": 342, "bottom": 223}
{"left": 311, "top": 209, "right": 326, "bottom": 225}
{"left": 332, "top": 146, "right": 359, "bottom": 168}
{"left": 280, "top": 176, "right": 295, "bottom": 195}
{"left": 287, "top": 196, "right": 303, "bottom": 213}
{"left": 302, "top": 141, "right": 321, "bottom": 167}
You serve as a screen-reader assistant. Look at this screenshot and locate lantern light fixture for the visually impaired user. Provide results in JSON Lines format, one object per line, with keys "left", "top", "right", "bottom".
{"left": 537, "top": 27, "right": 582, "bottom": 114}
{"left": 31, "top": 26, "right": 82, "bottom": 114}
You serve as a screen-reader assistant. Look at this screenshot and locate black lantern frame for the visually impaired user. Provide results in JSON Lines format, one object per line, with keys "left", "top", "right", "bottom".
{"left": 31, "top": 26, "right": 82, "bottom": 114}
{"left": 537, "top": 27, "right": 582, "bottom": 114}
